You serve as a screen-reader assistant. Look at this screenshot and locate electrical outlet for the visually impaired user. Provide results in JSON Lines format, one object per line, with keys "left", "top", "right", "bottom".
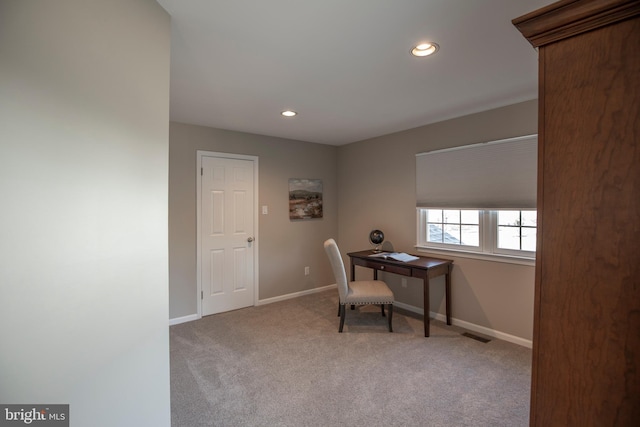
{"left": 262, "top": 205, "right": 268, "bottom": 215}
{"left": 304, "top": 266, "right": 310, "bottom": 276}
{"left": 401, "top": 278, "right": 407, "bottom": 288}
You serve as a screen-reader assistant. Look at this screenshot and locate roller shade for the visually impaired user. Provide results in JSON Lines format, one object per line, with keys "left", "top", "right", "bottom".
{"left": 416, "top": 135, "right": 537, "bottom": 209}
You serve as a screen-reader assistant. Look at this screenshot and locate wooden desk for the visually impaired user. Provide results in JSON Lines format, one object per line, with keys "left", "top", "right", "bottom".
{"left": 347, "top": 250, "right": 453, "bottom": 337}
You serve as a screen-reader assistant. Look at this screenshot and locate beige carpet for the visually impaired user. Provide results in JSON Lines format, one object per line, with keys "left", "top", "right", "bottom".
{"left": 170, "top": 289, "right": 531, "bottom": 426}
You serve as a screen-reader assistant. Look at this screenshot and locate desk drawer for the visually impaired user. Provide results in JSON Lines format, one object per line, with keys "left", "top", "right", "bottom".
{"left": 357, "top": 259, "right": 411, "bottom": 276}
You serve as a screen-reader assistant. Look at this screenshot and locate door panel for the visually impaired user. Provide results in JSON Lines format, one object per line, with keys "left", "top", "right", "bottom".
{"left": 201, "top": 155, "right": 255, "bottom": 316}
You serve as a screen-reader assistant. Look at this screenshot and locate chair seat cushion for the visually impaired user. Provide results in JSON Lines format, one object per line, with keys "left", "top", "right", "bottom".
{"left": 343, "top": 280, "right": 394, "bottom": 305}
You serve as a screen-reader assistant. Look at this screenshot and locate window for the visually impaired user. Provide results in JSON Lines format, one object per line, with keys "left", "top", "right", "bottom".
{"left": 417, "top": 208, "right": 536, "bottom": 259}
{"left": 496, "top": 210, "right": 537, "bottom": 252}
{"left": 415, "top": 135, "right": 538, "bottom": 262}
{"left": 425, "top": 209, "right": 480, "bottom": 248}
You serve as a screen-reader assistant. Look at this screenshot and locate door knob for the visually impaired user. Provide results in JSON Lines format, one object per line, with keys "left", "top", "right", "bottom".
{"left": 247, "top": 237, "right": 254, "bottom": 242}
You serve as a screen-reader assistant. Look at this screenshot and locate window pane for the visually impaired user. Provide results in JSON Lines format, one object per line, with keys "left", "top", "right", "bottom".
{"left": 427, "top": 224, "right": 444, "bottom": 243}
{"left": 522, "top": 228, "right": 536, "bottom": 251}
{"left": 498, "top": 226, "right": 521, "bottom": 250}
{"left": 498, "top": 210, "right": 520, "bottom": 226}
{"left": 521, "top": 210, "right": 537, "bottom": 227}
{"left": 427, "top": 209, "right": 442, "bottom": 223}
{"left": 460, "top": 209, "right": 479, "bottom": 225}
{"left": 460, "top": 225, "right": 479, "bottom": 246}
{"left": 443, "top": 210, "right": 460, "bottom": 224}
{"left": 443, "top": 224, "right": 461, "bottom": 244}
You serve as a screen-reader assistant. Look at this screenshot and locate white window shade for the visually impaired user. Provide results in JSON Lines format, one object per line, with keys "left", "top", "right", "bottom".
{"left": 416, "top": 135, "right": 538, "bottom": 209}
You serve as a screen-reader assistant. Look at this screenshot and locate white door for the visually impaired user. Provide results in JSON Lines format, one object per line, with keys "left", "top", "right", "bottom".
{"left": 199, "top": 154, "right": 256, "bottom": 316}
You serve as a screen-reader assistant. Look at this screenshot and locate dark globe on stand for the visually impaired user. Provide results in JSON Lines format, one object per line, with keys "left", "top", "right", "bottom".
{"left": 369, "top": 230, "right": 384, "bottom": 252}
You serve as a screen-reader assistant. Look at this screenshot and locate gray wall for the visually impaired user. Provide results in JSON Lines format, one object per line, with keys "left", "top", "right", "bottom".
{"left": 337, "top": 100, "right": 538, "bottom": 341}
{"left": 0, "top": 1, "right": 171, "bottom": 426}
{"left": 169, "top": 122, "right": 339, "bottom": 319}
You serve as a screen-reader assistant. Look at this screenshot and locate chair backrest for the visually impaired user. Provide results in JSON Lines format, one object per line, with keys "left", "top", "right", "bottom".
{"left": 323, "top": 238, "right": 349, "bottom": 302}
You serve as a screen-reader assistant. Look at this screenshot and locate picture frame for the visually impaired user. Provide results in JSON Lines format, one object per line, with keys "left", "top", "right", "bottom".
{"left": 289, "top": 178, "right": 323, "bottom": 220}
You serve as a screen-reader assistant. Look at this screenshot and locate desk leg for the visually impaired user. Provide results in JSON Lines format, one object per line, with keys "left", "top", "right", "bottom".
{"left": 446, "top": 264, "right": 452, "bottom": 326}
{"left": 423, "top": 277, "right": 430, "bottom": 337}
{"left": 350, "top": 261, "right": 355, "bottom": 311}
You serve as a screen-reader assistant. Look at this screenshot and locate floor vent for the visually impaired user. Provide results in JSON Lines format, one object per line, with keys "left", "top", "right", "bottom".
{"left": 462, "top": 332, "right": 491, "bottom": 343}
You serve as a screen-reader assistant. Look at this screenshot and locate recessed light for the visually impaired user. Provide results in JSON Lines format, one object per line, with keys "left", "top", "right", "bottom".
{"left": 411, "top": 42, "right": 439, "bottom": 57}
{"left": 281, "top": 110, "right": 297, "bottom": 117}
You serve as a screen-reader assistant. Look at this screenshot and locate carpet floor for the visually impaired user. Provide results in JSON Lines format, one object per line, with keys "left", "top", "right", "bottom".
{"left": 170, "top": 289, "right": 531, "bottom": 427}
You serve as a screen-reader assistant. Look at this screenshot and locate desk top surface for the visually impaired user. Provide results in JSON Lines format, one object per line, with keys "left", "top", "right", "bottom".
{"left": 347, "top": 249, "right": 452, "bottom": 270}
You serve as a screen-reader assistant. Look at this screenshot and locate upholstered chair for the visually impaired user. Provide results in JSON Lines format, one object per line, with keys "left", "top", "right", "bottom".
{"left": 323, "top": 238, "right": 394, "bottom": 332}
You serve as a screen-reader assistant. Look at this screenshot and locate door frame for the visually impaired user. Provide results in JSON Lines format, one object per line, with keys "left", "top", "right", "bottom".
{"left": 196, "top": 150, "right": 259, "bottom": 318}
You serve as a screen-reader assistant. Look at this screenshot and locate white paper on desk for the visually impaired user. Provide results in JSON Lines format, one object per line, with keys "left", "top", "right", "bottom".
{"left": 368, "top": 252, "right": 419, "bottom": 262}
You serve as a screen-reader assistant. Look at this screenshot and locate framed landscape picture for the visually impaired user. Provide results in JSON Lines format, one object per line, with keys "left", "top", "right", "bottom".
{"left": 289, "top": 178, "right": 323, "bottom": 220}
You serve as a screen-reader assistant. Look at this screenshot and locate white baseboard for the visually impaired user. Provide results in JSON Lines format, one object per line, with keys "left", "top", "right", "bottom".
{"left": 393, "top": 301, "right": 532, "bottom": 348}
{"left": 256, "top": 283, "right": 338, "bottom": 306}
{"left": 169, "top": 313, "right": 200, "bottom": 326}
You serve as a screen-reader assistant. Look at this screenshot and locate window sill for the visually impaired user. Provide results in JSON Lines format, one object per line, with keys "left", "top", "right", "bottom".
{"left": 415, "top": 245, "right": 535, "bottom": 266}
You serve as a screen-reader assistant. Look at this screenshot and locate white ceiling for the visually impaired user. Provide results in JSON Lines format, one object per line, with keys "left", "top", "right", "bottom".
{"left": 157, "top": 0, "right": 553, "bottom": 146}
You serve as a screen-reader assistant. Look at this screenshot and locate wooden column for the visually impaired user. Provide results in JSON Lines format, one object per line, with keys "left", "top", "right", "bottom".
{"left": 513, "top": 1, "right": 640, "bottom": 425}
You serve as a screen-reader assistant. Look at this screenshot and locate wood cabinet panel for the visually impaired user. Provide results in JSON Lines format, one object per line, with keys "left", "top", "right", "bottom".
{"left": 515, "top": 1, "right": 640, "bottom": 425}
{"left": 536, "top": 17, "right": 640, "bottom": 425}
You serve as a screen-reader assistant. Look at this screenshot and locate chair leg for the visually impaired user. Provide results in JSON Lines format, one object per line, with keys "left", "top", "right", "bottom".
{"left": 339, "top": 304, "right": 346, "bottom": 333}
{"left": 337, "top": 302, "right": 341, "bottom": 317}
{"left": 381, "top": 304, "right": 385, "bottom": 317}
{"left": 388, "top": 304, "right": 393, "bottom": 332}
